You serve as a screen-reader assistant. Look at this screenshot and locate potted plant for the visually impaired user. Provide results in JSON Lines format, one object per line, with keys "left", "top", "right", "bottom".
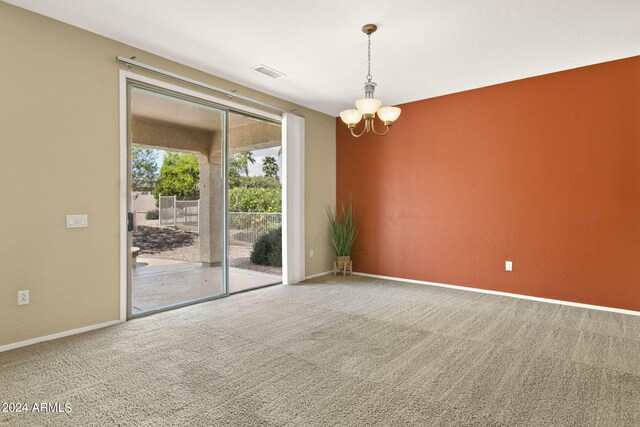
{"left": 327, "top": 202, "right": 357, "bottom": 275}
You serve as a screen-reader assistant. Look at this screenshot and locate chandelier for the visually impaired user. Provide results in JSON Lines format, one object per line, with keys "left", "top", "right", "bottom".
{"left": 339, "top": 24, "right": 401, "bottom": 137}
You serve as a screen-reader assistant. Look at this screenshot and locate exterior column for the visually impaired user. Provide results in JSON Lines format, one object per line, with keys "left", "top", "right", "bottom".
{"left": 199, "top": 156, "right": 222, "bottom": 267}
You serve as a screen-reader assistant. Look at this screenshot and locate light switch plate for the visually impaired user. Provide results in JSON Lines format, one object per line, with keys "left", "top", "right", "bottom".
{"left": 66, "top": 214, "right": 88, "bottom": 228}
{"left": 505, "top": 261, "right": 513, "bottom": 271}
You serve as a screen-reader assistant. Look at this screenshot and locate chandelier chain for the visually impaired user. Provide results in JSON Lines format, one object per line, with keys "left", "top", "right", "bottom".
{"left": 366, "top": 34, "right": 372, "bottom": 82}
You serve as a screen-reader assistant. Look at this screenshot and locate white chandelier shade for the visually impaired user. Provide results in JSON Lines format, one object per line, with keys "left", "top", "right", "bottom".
{"left": 339, "top": 109, "right": 363, "bottom": 126}
{"left": 355, "top": 98, "right": 382, "bottom": 115}
{"left": 377, "top": 106, "right": 402, "bottom": 123}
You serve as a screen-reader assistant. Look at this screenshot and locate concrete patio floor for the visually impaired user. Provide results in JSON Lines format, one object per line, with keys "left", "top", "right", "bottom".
{"left": 132, "top": 257, "right": 281, "bottom": 314}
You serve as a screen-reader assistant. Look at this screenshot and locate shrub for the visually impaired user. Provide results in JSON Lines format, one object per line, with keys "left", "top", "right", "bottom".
{"left": 268, "top": 228, "right": 282, "bottom": 267}
{"left": 229, "top": 187, "right": 281, "bottom": 212}
{"left": 229, "top": 175, "right": 280, "bottom": 189}
{"left": 146, "top": 209, "right": 159, "bottom": 220}
{"left": 250, "top": 226, "right": 282, "bottom": 267}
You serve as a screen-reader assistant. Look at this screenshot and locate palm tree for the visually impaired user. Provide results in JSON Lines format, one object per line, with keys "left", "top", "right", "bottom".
{"left": 234, "top": 151, "right": 255, "bottom": 176}
{"left": 262, "top": 156, "right": 279, "bottom": 179}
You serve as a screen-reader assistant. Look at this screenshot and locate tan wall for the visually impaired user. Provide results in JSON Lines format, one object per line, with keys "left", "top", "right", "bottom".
{"left": 0, "top": 3, "right": 336, "bottom": 347}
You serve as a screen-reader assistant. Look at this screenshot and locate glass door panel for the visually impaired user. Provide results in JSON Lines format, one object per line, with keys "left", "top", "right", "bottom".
{"left": 128, "top": 84, "right": 226, "bottom": 317}
{"left": 227, "top": 112, "right": 283, "bottom": 293}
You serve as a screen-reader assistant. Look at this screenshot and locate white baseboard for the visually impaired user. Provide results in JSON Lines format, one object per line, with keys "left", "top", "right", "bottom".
{"left": 305, "top": 270, "right": 332, "bottom": 280}
{"left": 4, "top": 272, "right": 635, "bottom": 353}
{"left": 353, "top": 272, "right": 640, "bottom": 317}
{"left": 0, "top": 320, "right": 122, "bottom": 353}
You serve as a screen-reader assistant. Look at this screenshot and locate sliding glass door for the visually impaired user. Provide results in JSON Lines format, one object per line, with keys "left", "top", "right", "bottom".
{"left": 227, "top": 112, "right": 283, "bottom": 293}
{"left": 126, "top": 81, "right": 285, "bottom": 318}
{"left": 128, "top": 84, "right": 227, "bottom": 317}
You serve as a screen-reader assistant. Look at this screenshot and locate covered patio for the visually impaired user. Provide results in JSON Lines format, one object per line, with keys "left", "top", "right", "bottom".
{"left": 132, "top": 257, "right": 281, "bottom": 314}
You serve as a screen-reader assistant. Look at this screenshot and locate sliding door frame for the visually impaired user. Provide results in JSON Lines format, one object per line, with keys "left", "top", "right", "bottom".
{"left": 118, "top": 71, "right": 286, "bottom": 321}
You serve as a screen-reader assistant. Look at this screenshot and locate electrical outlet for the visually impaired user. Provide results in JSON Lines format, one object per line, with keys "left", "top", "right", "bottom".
{"left": 18, "top": 290, "right": 29, "bottom": 305}
{"left": 309, "top": 249, "right": 314, "bottom": 258}
{"left": 505, "top": 261, "right": 513, "bottom": 272}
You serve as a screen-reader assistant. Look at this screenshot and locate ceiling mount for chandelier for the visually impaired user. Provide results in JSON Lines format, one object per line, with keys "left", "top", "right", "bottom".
{"left": 339, "top": 24, "right": 401, "bottom": 137}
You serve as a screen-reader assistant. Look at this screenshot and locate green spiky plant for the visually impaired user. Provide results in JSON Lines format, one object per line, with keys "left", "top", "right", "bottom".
{"left": 327, "top": 202, "right": 357, "bottom": 257}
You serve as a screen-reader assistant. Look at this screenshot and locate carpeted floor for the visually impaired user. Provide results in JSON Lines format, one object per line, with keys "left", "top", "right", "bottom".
{"left": 1, "top": 275, "right": 639, "bottom": 426}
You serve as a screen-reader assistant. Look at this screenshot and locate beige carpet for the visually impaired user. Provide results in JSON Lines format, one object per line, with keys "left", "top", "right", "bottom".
{"left": 1, "top": 275, "right": 639, "bottom": 426}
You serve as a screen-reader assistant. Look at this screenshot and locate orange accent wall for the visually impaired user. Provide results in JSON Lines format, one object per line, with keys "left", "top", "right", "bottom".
{"left": 336, "top": 56, "right": 640, "bottom": 312}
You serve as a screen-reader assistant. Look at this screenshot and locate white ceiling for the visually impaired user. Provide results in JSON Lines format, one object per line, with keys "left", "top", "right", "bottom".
{"left": 6, "top": 0, "right": 640, "bottom": 116}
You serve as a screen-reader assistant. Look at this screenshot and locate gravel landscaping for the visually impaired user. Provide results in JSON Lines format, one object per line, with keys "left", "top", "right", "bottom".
{"left": 132, "top": 225, "right": 282, "bottom": 275}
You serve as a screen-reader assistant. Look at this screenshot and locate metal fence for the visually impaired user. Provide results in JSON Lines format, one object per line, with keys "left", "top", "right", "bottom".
{"left": 229, "top": 212, "right": 282, "bottom": 246}
{"left": 158, "top": 195, "right": 280, "bottom": 242}
{"left": 159, "top": 195, "right": 199, "bottom": 233}
{"left": 176, "top": 200, "right": 199, "bottom": 234}
{"left": 159, "top": 195, "right": 176, "bottom": 227}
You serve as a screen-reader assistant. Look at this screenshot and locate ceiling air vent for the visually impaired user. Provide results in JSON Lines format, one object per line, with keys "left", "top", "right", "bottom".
{"left": 251, "top": 64, "right": 286, "bottom": 79}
